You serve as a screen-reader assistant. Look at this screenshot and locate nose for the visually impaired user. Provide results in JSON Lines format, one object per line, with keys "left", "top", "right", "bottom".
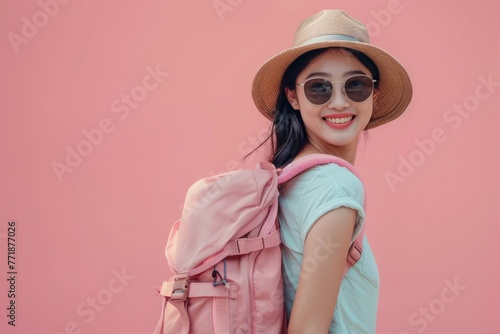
{"left": 327, "top": 82, "right": 350, "bottom": 110}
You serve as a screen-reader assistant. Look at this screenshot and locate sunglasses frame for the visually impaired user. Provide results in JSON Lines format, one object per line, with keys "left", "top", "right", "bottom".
{"left": 296, "top": 75, "right": 377, "bottom": 105}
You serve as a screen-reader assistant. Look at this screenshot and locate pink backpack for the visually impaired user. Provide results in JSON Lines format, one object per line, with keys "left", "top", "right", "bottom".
{"left": 153, "top": 154, "right": 366, "bottom": 334}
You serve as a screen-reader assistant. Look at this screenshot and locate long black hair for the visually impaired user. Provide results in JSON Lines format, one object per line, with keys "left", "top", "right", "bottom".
{"left": 250, "top": 47, "right": 380, "bottom": 168}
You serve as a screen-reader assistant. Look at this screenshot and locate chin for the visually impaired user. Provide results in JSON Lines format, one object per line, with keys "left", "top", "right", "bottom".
{"left": 326, "top": 132, "right": 362, "bottom": 146}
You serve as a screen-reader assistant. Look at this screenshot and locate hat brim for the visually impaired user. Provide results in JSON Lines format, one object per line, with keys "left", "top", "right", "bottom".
{"left": 251, "top": 40, "right": 412, "bottom": 129}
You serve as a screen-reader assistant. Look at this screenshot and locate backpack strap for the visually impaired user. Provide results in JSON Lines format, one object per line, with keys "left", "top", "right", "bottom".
{"left": 277, "top": 154, "right": 367, "bottom": 273}
{"left": 278, "top": 154, "right": 363, "bottom": 184}
{"left": 156, "top": 275, "right": 238, "bottom": 334}
{"left": 226, "top": 229, "right": 281, "bottom": 256}
{"left": 153, "top": 274, "right": 191, "bottom": 334}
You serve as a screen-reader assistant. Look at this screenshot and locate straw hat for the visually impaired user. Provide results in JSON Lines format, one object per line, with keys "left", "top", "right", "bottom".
{"left": 251, "top": 10, "right": 412, "bottom": 129}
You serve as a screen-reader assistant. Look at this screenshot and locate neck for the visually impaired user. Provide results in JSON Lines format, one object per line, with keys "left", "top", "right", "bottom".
{"left": 298, "top": 140, "right": 358, "bottom": 165}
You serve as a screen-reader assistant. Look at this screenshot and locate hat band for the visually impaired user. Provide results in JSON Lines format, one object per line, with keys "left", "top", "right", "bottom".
{"left": 299, "top": 34, "right": 361, "bottom": 46}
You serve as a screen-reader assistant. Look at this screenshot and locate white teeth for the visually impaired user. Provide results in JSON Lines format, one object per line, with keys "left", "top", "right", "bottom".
{"left": 326, "top": 116, "right": 353, "bottom": 124}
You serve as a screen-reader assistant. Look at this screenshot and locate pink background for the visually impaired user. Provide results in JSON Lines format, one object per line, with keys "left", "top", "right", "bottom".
{"left": 1, "top": 0, "right": 499, "bottom": 333}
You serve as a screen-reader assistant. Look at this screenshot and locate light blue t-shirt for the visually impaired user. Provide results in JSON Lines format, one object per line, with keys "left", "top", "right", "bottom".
{"left": 278, "top": 163, "right": 380, "bottom": 334}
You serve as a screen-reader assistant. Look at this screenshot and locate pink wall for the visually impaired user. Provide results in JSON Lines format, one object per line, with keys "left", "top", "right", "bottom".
{"left": 1, "top": 0, "right": 499, "bottom": 333}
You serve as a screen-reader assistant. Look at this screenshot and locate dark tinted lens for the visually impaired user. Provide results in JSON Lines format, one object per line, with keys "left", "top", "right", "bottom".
{"left": 304, "top": 79, "right": 332, "bottom": 105}
{"left": 345, "top": 76, "right": 374, "bottom": 102}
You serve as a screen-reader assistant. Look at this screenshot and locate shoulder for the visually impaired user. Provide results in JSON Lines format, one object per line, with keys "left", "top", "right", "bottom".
{"left": 308, "top": 163, "right": 363, "bottom": 184}
{"left": 279, "top": 163, "right": 365, "bottom": 217}
{"left": 287, "top": 163, "right": 364, "bottom": 198}
{"left": 279, "top": 163, "right": 366, "bottom": 245}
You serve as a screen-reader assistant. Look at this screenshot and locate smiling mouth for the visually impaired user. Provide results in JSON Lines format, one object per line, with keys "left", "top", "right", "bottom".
{"left": 324, "top": 115, "right": 355, "bottom": 124}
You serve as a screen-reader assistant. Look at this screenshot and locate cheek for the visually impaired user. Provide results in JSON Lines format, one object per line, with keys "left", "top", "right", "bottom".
{"left": 297, "top": 91, "right": 309, "bottom": 106}
{"left": 359, "top": 99, "right": 374, "bottom": 117}
{"left": 298, "top": 105, "right": 323, "bottom": 122}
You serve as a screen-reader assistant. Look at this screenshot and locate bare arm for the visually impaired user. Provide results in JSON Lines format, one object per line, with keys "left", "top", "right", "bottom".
{"left": 287, "top": 207, "right": 356, "bottom": 334}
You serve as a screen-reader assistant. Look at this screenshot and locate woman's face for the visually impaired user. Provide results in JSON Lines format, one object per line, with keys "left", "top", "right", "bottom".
{"left": 286, "top": 48, "right": 377, "bottom": 153}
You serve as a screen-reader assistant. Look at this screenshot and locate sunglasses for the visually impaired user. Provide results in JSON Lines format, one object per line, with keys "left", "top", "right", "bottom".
{"left": 296, "top": 75, "right": 377, "bottom": 105}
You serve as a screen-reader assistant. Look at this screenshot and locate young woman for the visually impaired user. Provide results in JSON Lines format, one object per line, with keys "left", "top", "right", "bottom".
{"left": 251, "top": 10, "right": 413, "bottom": 333}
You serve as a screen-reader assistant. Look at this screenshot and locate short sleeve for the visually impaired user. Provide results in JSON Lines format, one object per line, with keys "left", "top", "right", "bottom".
{"left": 296, "top": 164, "right": 365, "bottom": 245}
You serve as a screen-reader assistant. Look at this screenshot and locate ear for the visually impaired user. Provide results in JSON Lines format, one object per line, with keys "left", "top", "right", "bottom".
{"left": 285, "top": 87, "right": 300, "bottom": 110}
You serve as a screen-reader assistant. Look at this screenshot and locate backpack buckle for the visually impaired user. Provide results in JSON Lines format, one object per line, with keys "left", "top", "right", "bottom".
{"left": 171, "top": 274, "right": 190, "bottom": 301}
{"left": 347, "top": 242, "right": 362, "bottom": 266}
